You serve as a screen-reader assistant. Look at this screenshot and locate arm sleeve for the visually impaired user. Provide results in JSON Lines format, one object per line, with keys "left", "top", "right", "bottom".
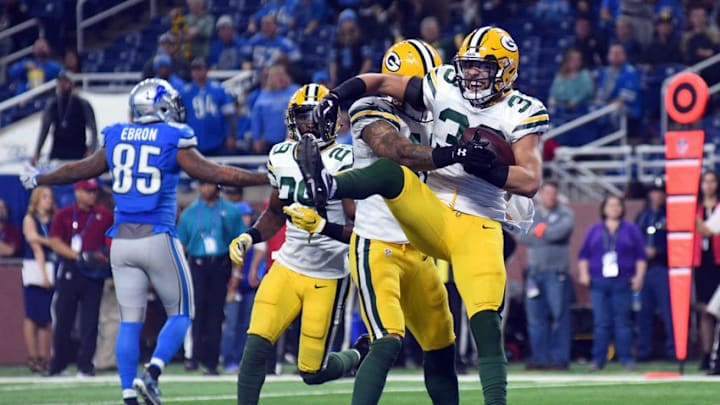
{"left": 511, "top": 97, "right": 550, "bottom": 141}
{"left": 8, "top": 59, "right": 26, "bottom": 80}
{"left": 348, "top": 98, "right": 402, "bottom": 140}
{"left": 251, "top": 102, "right": 262, "bottom": 140}
{"left": 49, "top": 212, "right": 67, "bottom": 242}
{"left": 630, "top": 223, "right": 648, "bottom": 261}
{"left": 82, "top": 99, "right": 99, "bottom": 151}
{"left": 35, "top": 103, "right": 54, "bottom": 154}
{"left": 221, "top": 88, "right": 237, "bottom": 116}
{"left": 175, "top": 124, "right": 198, "bottom": 148}
{"left": 266, "top": 155, "right": 278, "bottom": 187}
{"left": 283, "top": 39, "right": 302, "bottom": 61}
{"left": 404, "top": 76, "right": 426, "bottom": 112}
{"left": 577, "top": 227, "right": 593, "bottom": 260}
{"left": 542, "top": 209, "right": 575, "bottom": 242}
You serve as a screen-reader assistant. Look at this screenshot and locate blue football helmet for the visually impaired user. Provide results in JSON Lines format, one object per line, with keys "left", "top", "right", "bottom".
{"left": 129, "top": 78, "right": 186, "bottom": 123}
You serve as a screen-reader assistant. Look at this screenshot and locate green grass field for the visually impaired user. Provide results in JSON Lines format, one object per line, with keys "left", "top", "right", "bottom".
{"left": 0, "top": 363, "right": 718, "bottom": 404}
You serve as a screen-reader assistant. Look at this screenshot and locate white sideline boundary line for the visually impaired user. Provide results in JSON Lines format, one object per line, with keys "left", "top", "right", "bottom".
{"left": 0, "top": 373, "right": 716, "bottom": 385}
{"left": 32, "top": 380, "right": 720, "bottom": 405}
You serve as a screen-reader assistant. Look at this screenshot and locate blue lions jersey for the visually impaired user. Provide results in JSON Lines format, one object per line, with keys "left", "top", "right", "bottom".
{"left": 103, "top": 121, "right": 197, "bottom": 237}
{"left": 182, "top": 81, "right": 236, "bottom": 154}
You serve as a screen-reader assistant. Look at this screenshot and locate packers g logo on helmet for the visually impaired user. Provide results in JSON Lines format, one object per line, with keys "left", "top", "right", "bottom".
{"left": 384, "top": 51, "right": 401, "bottom": 72}
{"left": 286, "top": 83, "right": 336, "bottom": 147}
{"left": 381, "top": 39, "right": 442, "bottom": 77}
{"left": 454, "top": 26, "right": 519, "bottom": 107}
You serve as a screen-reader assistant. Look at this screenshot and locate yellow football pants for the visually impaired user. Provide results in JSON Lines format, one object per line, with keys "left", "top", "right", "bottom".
{"left": 247, "top": 262, "right": 350, "bottom": 373}
{"left": 349, "top": 233, "right": 455, "bottom": 351}
{"left": 384, "top": 167, "right": 507, "bottom": 318}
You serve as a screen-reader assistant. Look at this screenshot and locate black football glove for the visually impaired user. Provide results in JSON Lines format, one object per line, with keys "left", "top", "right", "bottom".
{"left": 312, "top": 92, "right": 339, "bottom": 139}
{"left": 432, "top": 141, "right": 497, "bottom": 172}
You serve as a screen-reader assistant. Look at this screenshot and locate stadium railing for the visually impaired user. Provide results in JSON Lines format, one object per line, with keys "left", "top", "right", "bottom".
{"left": 547, "top": 53, "right": 720, "bottom": 200}
{"left": 660, "top": 52, "right": 720, "bottom": 137}
{"left": 76, "top": 0, "right": 158, "bottom": 53}
{"left": 0, "top": 18, "right": 43, "bottom": 83}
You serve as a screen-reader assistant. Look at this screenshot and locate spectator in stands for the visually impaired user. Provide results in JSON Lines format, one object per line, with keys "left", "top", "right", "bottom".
{"left": 311, "top": 70, "right": 331, "bottom": 88}
{"left": 621, "top": 0, "right": 654, "bottom": 47}
{"left": 329, "top": 9, "right": 372, "bottom": 88}
{"left": 420, "top": 16, "right": 457, "bottom": 64}
{"left": 578, "top": 195, "right": 646, "bottom": 371}
{"left": 594, "top": 43, "right": 643, "bottom": 141}
{"left": 0, "top": 0, "right": 30, "bottom": 56}
{"left": 548, "top": 47, "right": 594, "bottom": 116}
{"left": 693, "top": 170, "right": 720, "bottom": 371}
{"left": 0, "top": 199, "right": 22, "bottom": 257}
{"left": 180, "top": 0, "right": 214, "bottom": 60}
{"left": 288, "top": 0, "right": 326, "bottom": 36}
{"left": 531, "top": 0, "right": 572, "bottom": 24}
{"left": 62, "top": 49, "right": 82, "bottom": 74}
{"left": 21, "top": 186, "right": 55, "bottom": 373}
{"left": 635, "top": 178, "right": 674, "bottom": 361}
{"left": 613, "top": 16, "right": 641, "bottom": 63}
{"left": 31, "top": 71, "right": 97, "bottom": 166}
{"left": 251, "top": 64, "right": 299, "bottom": 153}
{"left": 182, "top": 58, "right": 237, "bottom": 156}
{"left": 517, "top": 181, "right": 574, "bottom": 370}
{"left": 572, "top": 15, "right": 608, "bottom": 68}
{"left": 177, "top": 181, "right": 244, "bottom": 375}
{"left": 682, "top": 6, "right": 720, "bottom": 83}
{"left": 46, "top": 179, "right": 113, "bottom": 377}
{"left": 247, "top": 0, "right": 293, "bottom": 35}
{"left": 208, "top": 15, "right": 245, "bottom": 70}
{"left": 143, "top": 32, "right": 191, "bottom": 81}
{"left": 640, "top": 11, "right": 683, "bottom": 66}
{"left": 243, "top": 14, "right": 301, "bottom": 71}
{"left": 355, "top": 0, "right": 393, "bottom": 43}
{"left": 153, "top": 54, "right": 186, "bottom": 92}
{"left": 8, "top": 37, "right": 61, "bottom": 95}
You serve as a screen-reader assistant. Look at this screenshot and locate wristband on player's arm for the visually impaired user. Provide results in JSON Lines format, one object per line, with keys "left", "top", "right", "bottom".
{"left": 320, "top": 222, "right": 345, "bottom": 241}
{"left": 431, "top": 146, "right": 457, "bottom": 169}
{"left": 482, "top": 165, "right": 509, "bottom": 188}
{"left": 246, "top": 228, "right": 262, "bottom": 244}
{"left": 331, "top": 77, "right": 367, "bottom": 102}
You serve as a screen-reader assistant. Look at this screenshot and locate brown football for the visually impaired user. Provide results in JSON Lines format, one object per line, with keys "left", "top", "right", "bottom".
{"left": 461, "top": 125, "right": 516, "bottom": 166}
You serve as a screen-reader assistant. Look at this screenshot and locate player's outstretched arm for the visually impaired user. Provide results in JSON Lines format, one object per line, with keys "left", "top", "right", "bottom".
{"left": 176, "top": 147, "right": 268, "bottom": 187}
{"left": 504, "top": 134, "right": 542, "bottom": 197}
{"left": 283, "top": 198, "right": 355, "bottom": 244}
{"left": 36, "top": 149, "right": 108, "bottom": 186}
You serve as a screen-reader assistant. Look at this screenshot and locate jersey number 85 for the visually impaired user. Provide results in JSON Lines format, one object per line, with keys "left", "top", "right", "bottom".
{"left": 112, "top": 143, "right": 162, "bottom": 195}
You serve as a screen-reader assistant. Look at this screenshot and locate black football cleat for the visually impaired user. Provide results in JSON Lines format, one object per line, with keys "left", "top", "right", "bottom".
{"left": 133, "top": 370, "right": 162, "bottom": 405}
{"left": 352, "top": 334, "right": 371, "bottom": 366}
{"left": 296, "top": 134, "right": 332, "bottom": 207}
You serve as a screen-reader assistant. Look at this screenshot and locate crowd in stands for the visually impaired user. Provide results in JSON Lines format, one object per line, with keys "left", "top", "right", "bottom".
{"left": 1, "top": 0, "right": 719, "bottom": 150}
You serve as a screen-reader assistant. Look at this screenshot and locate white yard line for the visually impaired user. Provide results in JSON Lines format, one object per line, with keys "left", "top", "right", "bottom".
{"left": 36, "top": 380, "right": 716, "bottom": 405}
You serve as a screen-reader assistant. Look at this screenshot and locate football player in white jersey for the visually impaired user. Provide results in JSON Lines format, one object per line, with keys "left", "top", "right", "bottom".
{"left": 300, "top": 27, "right": 548, "bottom": 405}
{"left": 284, "top": 40, "right": 458, "bottom": 405}
{"left": 227, "top": 83, "right": 368, "bottom": 405}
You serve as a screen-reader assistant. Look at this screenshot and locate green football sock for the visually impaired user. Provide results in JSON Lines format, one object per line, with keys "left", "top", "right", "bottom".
{"left": 351, "top": 337, "right": 402, "bottom": 405}
{"left": 301, "top": 350, "right": 360, "bottom": 385}
{"left": 423, "top": 344, "right": 459, "bottom": 405}
{"left": 470, "top": 310, "right": 507, "bottom": 405}
{"left": 335, "top": 158, "right": 405, "bottom": 200}
{"left": 237, "top": 334, "right": 273, "bottom": 405}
